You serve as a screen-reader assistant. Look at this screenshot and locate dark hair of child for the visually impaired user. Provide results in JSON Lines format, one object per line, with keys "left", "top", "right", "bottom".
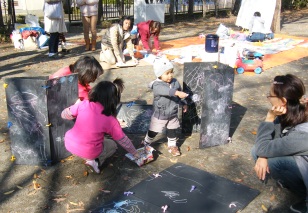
{"left": 70, "top": 56, "right": 103, "bottom": 87}
{"left": 272, "top": 74, "right": 308, "bottom": 130}
{"left": 254, "top": 11, "right": 261, "bottom": 17}
{"left": 119, "top": 16, "right": 134, "bottom": 32}
{"left": 149, "top": 21, "right": 161, "bottom": 36}
{"left": 89, "top": 78, "right": 124, "bottom": 116}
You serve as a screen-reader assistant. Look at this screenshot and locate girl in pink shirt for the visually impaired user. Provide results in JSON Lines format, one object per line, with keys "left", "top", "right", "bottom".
{"left": 50, "top": 56, "right": 103, "bottom": 101}
{"left": 61, "top": 78, "right": 139, "bottom": 173}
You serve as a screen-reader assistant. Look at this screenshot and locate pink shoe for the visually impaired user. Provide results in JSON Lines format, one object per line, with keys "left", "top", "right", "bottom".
{"left": 85, "top": 160, "right": 100, "bottom": 174}
{"left": 168, "top": 146, "right": 181, "bottom": 157}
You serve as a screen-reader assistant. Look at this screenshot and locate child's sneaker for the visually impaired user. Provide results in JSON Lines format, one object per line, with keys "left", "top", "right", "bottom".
{"left": 85, "top": 159, "right": 100, "bottom": 174}
{"left": 168, "top": 146, "right": 181, "bottom": 156}
{"left": 139, "top": 140, "right": 150, "bottom": 148}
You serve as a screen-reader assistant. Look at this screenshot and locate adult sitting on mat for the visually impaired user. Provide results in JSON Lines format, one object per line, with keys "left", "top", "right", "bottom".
{"left": 133, "top": 20, "right": 161, "bottom": 54}
{"left": 246, "top": 11, "right": 274, "bottom": 42}
{"left": 100, "top": 16, "right": 138, "bottom": 65}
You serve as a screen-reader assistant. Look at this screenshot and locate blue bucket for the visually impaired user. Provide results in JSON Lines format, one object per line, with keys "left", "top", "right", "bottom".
{"left": 205, "top": 34, "right": 219, "bottom": 53}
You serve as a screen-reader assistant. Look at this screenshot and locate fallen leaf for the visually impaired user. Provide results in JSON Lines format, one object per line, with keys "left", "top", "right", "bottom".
{"left": 16, "top": 185, "right": 23, "bottom": 189}
{"left": 261, "top": 204, "right": 268, "bottom": 212}
{"left": 33, "top": 180, "right": 41, "bottom": 190}
{"left": 70, "top": 202, "right": 78, "bottom": 206}
{"left": 234, "top": 178, "right": 243, "bottom": 182}
{"left": 4, "top": 190, "right": 14, "bottom": 195}
{"left": 83, "top": 171, "right": 88, "bottom": 176}
{"left": 170, "top": 158, "right": 178, "bottom": 163}
{"left": 60, "top": 160, "right": 65, "bottom": 163}
{"left": 251, "top": 131, "right": 257, "bottom": 135}
{"left": 33, "top": 174, "right": 38, "bottom": 179}
{"left": 53, "top": 198, "right": 66, "bottom": 203}
{"left": 187, "top": 146, "right": 190, "bottom": 151}
{"left": 65, "top": 175, "right": 72, "bottom": 179}
{"left": 0, "top": 139, "right": 5, "bottom": 143}
{"left": 270, "top": 195, "right": 275, "bottom": 201}
{"left": 231, "top": 154, "right": 239, "bottom": 160}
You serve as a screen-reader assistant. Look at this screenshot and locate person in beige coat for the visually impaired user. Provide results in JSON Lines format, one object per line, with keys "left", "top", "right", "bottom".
{"left": 76, "top": 0, "right": 99, "bottom": 51}
{"left": 100, "top": 16, "right": 138, "bottom": 65}
{"left": 44, "top": 0, "right": 67, "bottom": 59}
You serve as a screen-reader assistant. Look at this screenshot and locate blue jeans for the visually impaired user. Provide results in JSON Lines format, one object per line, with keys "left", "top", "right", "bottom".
{"left": 247, "top": 33, "right": 265, "bottom": 42}
{"left": 49, "top": 32, "right": 59, "bottom": 54}
{"left": 251, "top": 146, "right": 306, "bottom": 197}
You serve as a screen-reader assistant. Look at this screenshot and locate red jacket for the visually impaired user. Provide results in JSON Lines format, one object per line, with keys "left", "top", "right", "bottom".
{"left": 137, "top": 20, "right": 160, "bottom": 51}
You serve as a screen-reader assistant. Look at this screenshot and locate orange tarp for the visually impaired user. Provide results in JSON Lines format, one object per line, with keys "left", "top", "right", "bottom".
{"left": 160, "top": 34, "right": 308, "bottom": 71}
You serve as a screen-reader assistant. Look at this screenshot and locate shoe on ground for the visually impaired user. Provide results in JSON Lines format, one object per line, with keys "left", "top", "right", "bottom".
{"left": 48, "top": 53, "right": 64, "bottom": 59}
{"left": 61, "top": 49, "right": 71, "bottom": 53}
{"left": 290, "top": 200, "right": 307, "bottom": 213}
{"left": 168, "top": 146, "right": 181, "bottom": 156}
{"left": 85, "top": 159, "right": 100, "bottom": 174}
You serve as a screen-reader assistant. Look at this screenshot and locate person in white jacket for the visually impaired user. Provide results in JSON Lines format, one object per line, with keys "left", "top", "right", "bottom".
{"left": 246, "top": 11, "right": 274, "bottom": 42}
{"left": 44, "top": 0, "right": 67, "bottom": 59}
{"left": 76, "top": 0, "right": 99, "bottom": 51}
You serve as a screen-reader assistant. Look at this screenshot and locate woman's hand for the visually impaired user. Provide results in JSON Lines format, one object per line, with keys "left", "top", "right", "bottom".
{"left": 265, "top": 105, "right": 287, "bottom": 122}
{"left": 254, "top": 157, "right": 270, "bottom": 180}
{"left": 183, "top": 105, "right": 188, "bottom": 113}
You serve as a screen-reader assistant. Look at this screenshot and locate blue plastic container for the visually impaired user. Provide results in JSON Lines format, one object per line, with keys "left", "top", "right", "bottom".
{"left": 205, "top": 34, "right": 219, "bottom": 53}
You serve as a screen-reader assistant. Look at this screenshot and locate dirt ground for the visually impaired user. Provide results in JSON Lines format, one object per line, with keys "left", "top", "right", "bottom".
{"left": 0, "top": 9, "right": 308, "bottom": 213}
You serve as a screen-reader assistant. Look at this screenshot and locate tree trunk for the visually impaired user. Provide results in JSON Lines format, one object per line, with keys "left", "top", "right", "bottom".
{"left": 188, "top": 0, "right": 194, "bottom": 16}
{"left": 271, "top": 0, "right": 281, "bottom": 33}
{"left": 0, "top": 2, "right": 4, "bottom": 27}
{"left": 98, "top": 0, "right": 103, "bottom": 22}
{"left": 214, "top": 0, "right": 218, "bottom": 18}
{"left": 202, "top": 0, "right": 207, "bottom": 17}
{"left": 169, "top": 0, "right": 175, "bottom": 23}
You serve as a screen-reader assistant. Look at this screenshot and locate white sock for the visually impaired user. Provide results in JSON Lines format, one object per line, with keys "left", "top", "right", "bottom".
{"left": 144, "top": 133, "right": 154, "bottom": 144}
{"left": 167, "top": 137, "right": 177, "bottom": 147}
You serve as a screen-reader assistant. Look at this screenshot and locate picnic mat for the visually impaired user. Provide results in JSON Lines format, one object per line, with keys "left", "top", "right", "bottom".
{"left": 158, "top": 34, "right": 308, "bottom": 71}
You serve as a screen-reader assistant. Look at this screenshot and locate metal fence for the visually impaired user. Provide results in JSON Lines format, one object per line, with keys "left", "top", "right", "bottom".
{"left": 0, "top": 0, "right": 16, "bottom": 28}
{"left": 65, "top": 0, "right": 233, "bottom": 23}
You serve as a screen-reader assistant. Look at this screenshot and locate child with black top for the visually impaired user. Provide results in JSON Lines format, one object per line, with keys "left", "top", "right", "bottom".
{"left": 142, "top": 58, "right": 188, "bottom": 156}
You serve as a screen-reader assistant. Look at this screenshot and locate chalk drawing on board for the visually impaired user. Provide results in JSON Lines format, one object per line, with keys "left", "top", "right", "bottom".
{"left": 117, "top": 103, "right": 153, "bottom": 134}
{"left": 7, "top": 90, "right": 49, "bottom": 164}
{"left": 92, "top": 199, "right": 145, "bottom": 212}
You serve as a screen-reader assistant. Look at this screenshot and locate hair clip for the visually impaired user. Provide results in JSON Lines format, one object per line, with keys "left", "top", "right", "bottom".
{"left": 273, "top": 81, "right": 283, "bottom": 85}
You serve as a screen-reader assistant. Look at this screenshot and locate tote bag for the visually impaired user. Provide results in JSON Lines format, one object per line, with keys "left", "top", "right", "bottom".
{"left": 44, "top": 2, "right": 62, "bottom": 20}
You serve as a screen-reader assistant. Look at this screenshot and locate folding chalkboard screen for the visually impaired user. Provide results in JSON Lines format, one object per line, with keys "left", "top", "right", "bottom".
{"left": 92, "top": 163, "right": 259, "bottom": 212}
{"left": 5, "top": 74, "right": 78, "bottom": 165}
{"left": 182, "top": 62, "right": 235, "bottom": 148}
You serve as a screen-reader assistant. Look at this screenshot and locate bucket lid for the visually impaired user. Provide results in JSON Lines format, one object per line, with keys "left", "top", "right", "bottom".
{"left": 206, "top": 34, "right": 219, "bottom": 38}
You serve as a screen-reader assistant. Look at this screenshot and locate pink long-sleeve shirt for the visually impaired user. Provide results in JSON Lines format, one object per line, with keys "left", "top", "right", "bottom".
{"left": 63, "top": 100, "right": 137, "bottom": 159}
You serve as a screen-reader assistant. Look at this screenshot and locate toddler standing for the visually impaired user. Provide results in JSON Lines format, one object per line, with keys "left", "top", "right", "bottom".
{"left": 142, "top": 58, "right": 188, "bottom": 156}
{"left": 61, "top": 78, "right": 140, "bottom": 173}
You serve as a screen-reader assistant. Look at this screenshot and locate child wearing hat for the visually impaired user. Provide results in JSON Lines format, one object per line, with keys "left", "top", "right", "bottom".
{"left": 142, "top": 58, "right": 188, "bottom": 156}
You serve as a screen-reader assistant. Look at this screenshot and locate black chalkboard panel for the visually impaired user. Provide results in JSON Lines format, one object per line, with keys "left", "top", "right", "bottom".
{"left": 5, "top": 74, "right": 78, "bottom": 165}
{"left": 5, "top": 76, "right": 51, "bottom": 165}
{"left": 116, "top": 103, "right": 153, "bottom": 134}
{"left": 183, "top": 62, "right": 234, "bottom": 148}
{"left": 46, "top": 75, "right": 78, "bottom": 161}
{"left": 92, "top": 163, "right": 259, "bottom": 212}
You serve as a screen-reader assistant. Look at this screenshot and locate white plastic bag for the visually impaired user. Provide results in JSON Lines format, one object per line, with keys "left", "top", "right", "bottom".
{"left": 216, "top": 23, "right": 229, "bottom": 39}
{"left": 44, "top": 2, "right": 62, "bottom": 19}
{"left": 25, "top": 14, "right": 40, "bottom": 27}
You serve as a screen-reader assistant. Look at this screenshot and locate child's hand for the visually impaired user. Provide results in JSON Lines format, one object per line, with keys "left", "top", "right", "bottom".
{"left": 183, "top": 105, "right": 188, "bottom": 113}
{"left": 133, "top": 153, "right": 140, "bottom": 159}
{"left": 175, "top": 91, "right": 188, "bottom": 99}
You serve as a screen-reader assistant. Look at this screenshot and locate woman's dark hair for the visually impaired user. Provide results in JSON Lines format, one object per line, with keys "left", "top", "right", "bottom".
{"left": 149, "top": 21, "right": 161, "bottom": 36}
{"left": 89, "top": 78, "right": 125, "bottom": 116}
{"left": 119, "top": 16, "right": 134, "bottom": 31}
{"left": 273, "top": 74, "right": 308, "bottom": 130}
{"left": 72, "top": 56, "right": 103, "bottom": 87}
{"left": 254, "top": 11, "right": 261, "bottom": 17}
